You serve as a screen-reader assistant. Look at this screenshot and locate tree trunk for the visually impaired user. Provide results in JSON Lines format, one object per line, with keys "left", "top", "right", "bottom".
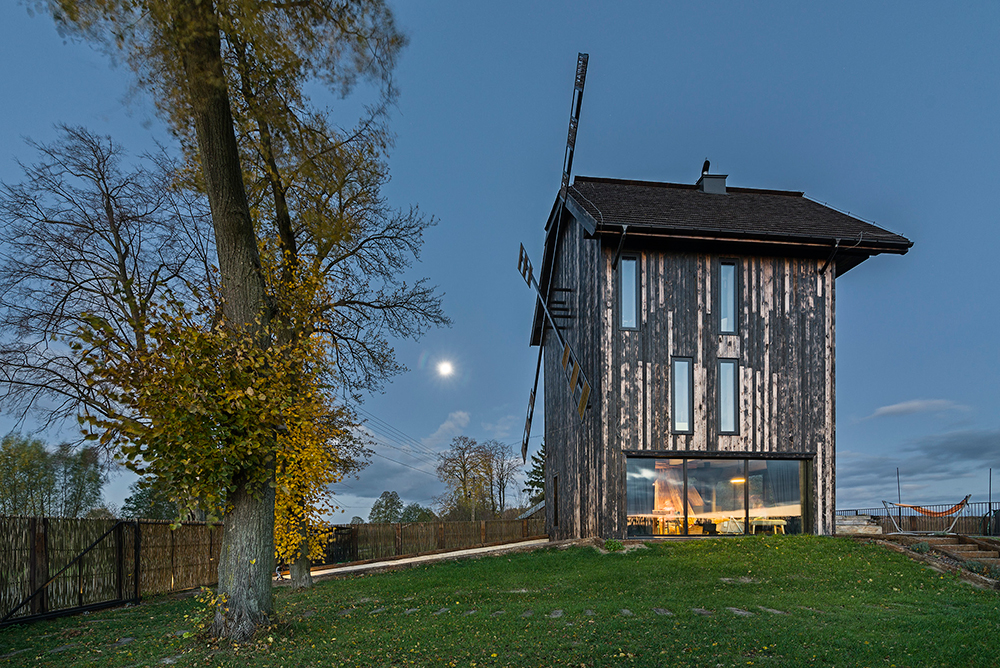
{"left": 289, "top": 537, "right": 313, "bottom": 589}
{"left": 211, "top": 476, "right": 276, "bottom": 640}
{"left": 172, "top": 1, "right": 273, "bottom": 640}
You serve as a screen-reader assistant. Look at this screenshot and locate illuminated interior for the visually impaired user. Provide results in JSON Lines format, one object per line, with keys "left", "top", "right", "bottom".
{"left": 626, "top": 457, "right": 804, "bottom": 536}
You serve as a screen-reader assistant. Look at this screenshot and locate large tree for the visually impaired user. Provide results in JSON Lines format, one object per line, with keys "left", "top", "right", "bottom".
{"left": 45, "top": 0, "right": 443, "bottom": 633}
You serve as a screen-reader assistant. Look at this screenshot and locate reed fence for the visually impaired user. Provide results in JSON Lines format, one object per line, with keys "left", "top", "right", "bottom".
{"left": 320, "top": 518, "right": 546, "bottom": 567}
{"left": 2, "top": 515, "right": 546, "bottom": 625}
{"left": 837, "top": 501, "right": 1000, "bottom": 535}
{"left": 0, "top": 516, "right": 220, "bottom": 625}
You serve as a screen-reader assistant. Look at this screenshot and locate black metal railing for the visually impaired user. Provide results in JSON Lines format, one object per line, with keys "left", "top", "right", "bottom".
{"left": 837, "top": 501, "right": 1000, "bottom": 535}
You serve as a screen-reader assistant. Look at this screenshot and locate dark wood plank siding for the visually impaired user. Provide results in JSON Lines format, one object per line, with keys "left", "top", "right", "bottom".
{"left": 602, "top": 250, "right": 836, "bottom": 535}
{"left": 542, "top": 213, "right": 606, "bottom": 541}
{"left": 544, "top": 218, "right": 837, "bottom": 539}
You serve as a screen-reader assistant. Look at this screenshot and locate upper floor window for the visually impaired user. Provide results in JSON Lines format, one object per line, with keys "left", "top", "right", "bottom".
{"left": 719, "top": 359, "right": 738, "bottom": 434}
{"left": 720, "top": 261, "right": 737, "bottom": 333}
{"left": 620, "top": 256, "right": 638, "bottom": 329}
{"left": 672, "top": 357, "right": 693, "bottom": 433}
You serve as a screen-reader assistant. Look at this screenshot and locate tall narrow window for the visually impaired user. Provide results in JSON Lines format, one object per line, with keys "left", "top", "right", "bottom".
{"left": 620, "top": 257, "right": 637, "bottom": 329}
{"left": 672, "top": 358, "right": 693, "bottom": 433}
{"left": 720, "top": 262, "right": 736, "bottom": 333}
{"left": 719, "top": 359, "right": 738, "bottom": 434}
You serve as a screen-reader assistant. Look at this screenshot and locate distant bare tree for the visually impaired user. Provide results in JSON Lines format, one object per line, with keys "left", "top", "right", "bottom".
{"left": 480, "top": 440, "right": 520, "bottom": 515}
{"left": 0, "top": 125, "right": 213, "bottom": 433}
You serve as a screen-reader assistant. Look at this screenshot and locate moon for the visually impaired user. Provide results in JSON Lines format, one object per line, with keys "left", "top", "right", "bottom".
{"left": 437, "top": 361, "right": 454, "bottom": 377}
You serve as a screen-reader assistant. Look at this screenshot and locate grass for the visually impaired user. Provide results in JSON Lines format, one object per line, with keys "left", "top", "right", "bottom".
{"left": 2, "top": 535, "right": 999, "bottom": 667}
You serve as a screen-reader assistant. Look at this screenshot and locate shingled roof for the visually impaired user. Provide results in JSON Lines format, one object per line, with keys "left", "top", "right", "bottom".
{"left": 529, "top": 174, "right": 912, "bottom": 346}
{"left": 567, "top": 176, "right": 912, "bottom": 252}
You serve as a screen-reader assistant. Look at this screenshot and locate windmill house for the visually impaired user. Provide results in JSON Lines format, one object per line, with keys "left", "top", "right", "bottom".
{"left": 526, "top": 167, "right": 912, "bottom": 540}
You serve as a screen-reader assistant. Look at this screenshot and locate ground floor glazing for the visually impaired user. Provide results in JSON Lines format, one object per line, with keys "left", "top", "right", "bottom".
{"left": 626, "top": 457, "right": 806, "bottom": 536}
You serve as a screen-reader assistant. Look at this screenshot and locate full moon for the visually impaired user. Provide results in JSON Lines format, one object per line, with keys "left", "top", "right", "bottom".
{"left": 437, "top": 361, "right": 454, "bottom": 377}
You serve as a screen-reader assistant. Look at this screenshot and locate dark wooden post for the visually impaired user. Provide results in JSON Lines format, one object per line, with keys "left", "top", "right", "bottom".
{"left": 480, "top": 520, "right": 486, "bottom": 545}
{"left": 78, "top": 544, "right": 85, "bottom": 608}
{"left": 522, "top": 519, "right": 528, "bottom": 538}
{"left": 437, "top": 522, "right": 445, "bottom": 550}
{"left": 170, "top": 526, "right": 176, "bottom": 591}
{"left": 115, "top": 522, "right": 124, "bottom": 602}
{"left": 28, "top": 518, "right": 49, "bottom": 614}
{"left": 133, "top": 521, "right": 141, "bottom": 602}
{"left": 394, "top": 523, "right": 402, "bottom": 556}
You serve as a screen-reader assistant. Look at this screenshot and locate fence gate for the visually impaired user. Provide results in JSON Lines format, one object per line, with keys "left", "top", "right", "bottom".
{"left": 0, "top": 518, "right": 140, "bottom": 627}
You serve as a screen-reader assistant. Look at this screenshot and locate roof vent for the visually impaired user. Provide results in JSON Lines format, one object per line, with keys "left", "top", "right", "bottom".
{"left": 697, "top": 172, "right": 727, "bottom": 195}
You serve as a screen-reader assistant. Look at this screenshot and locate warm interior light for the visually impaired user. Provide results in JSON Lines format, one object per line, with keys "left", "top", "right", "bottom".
{"left": 730, "top": 477, "right": 746, "bottom": 484}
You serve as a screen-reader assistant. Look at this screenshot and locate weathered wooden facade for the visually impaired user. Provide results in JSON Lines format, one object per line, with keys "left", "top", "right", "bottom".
{"left": 530, "top": 173, "right": 911, "bottom": 540}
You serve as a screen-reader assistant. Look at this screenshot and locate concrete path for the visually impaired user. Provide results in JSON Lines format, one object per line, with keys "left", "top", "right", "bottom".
{"left": 281, "top": 538, "right": 552, "bottom": 582}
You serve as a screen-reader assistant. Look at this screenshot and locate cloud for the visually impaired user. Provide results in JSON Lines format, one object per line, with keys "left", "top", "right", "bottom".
{"left": 421, "top": 411, "right": 470, "bottom": 449}
{"left": 482, "top": 414, "right": 518, "bottom": 439}
{"left": 863, "top": 399, "right": 968, "bottom": 420}
{"left": 837, "top": 428, "right": 1000, "bottom": 509}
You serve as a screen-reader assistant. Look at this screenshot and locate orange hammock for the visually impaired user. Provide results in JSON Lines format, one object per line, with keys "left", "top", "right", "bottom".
{"left": 881, "top": 494, "right": 972, "bottom": 534}
{"left": 893, "top": 495, "right": 972, "bottom": 518}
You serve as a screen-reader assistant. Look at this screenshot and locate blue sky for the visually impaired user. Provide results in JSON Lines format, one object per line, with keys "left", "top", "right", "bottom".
{"left": 1, "top": 2, "right": 999, "bottom": 516}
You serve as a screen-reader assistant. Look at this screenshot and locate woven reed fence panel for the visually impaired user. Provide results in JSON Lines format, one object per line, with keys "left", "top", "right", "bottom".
{"left": 321, "top": 519, "right": 547, "bottom": 566}
{"left": 443, "top": 522, "right": 480, "bottom": 550}
{"left": 139, "top": 522, "right": 174, "bottom": 595}
{"left": 45, "top": 518, "right": 117, "bottom": 610}
{"left": 138, "top": 521, "right": 221, "bottom": 596}
{"left": 356, "top": 524, "right": 397, "bottom": 561}
{"left": 400, "top": 523, "right": 438, "bottom": 554}
{"left": 0, "top": 517, "right": 32, "bottom": 620}
{"left": 485, "top": 520, "right": 522, "bottom": 544}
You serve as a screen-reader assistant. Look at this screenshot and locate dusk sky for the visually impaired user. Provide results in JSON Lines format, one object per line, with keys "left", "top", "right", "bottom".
{"left": 2, "top": 2, "right": 999, "bottom": 517}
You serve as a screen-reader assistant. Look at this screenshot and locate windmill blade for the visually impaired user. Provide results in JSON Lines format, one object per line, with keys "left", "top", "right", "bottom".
{"left": 560, "top": 53, "right": 589, "bottom": 200}
{"left": 518, "top": 245, "right": 592, "bottom": 453}
{"left": 522, "top": 344, "right": 542, "bottom": 463}
{"left": 521, "top": 53, "right": 591, "bottom": 463}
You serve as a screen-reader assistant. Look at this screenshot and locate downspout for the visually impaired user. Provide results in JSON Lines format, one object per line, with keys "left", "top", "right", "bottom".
{"left": 611, "top": 225, "right": 629, "bottom": 270}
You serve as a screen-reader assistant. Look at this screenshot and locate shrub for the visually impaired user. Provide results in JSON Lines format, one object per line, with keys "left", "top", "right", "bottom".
{"left": 604, "top": 539, "right": 624, "bottom": 552}
{"left": 965, "top": 561, "right": 987, "bottom": 576}
{"left": 911, "top": 541, "right": 931, "bottom": 554}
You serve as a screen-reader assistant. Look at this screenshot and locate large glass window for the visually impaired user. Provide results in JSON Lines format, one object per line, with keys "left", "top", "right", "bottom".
{"left": 620, "top": 257, "right": 637, "bottom": 329}
{"left": 672, "top": 358, "right": 692, "bottom": 433}
{"left": 687, "top": 459, "right": 746, "bottom": 535}
{"left": 719, "top": 359, "right": 738, "bottom": 434}
{"left": 626, "top": 457, "right": 804, "bottom": 536}
{"left": 720, "top": 261, "right": 736, "bottom": 333}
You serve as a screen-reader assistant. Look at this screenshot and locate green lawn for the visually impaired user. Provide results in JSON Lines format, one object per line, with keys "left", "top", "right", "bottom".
{"left": 2, "top": 536, "right": 999, "bottom": 667}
